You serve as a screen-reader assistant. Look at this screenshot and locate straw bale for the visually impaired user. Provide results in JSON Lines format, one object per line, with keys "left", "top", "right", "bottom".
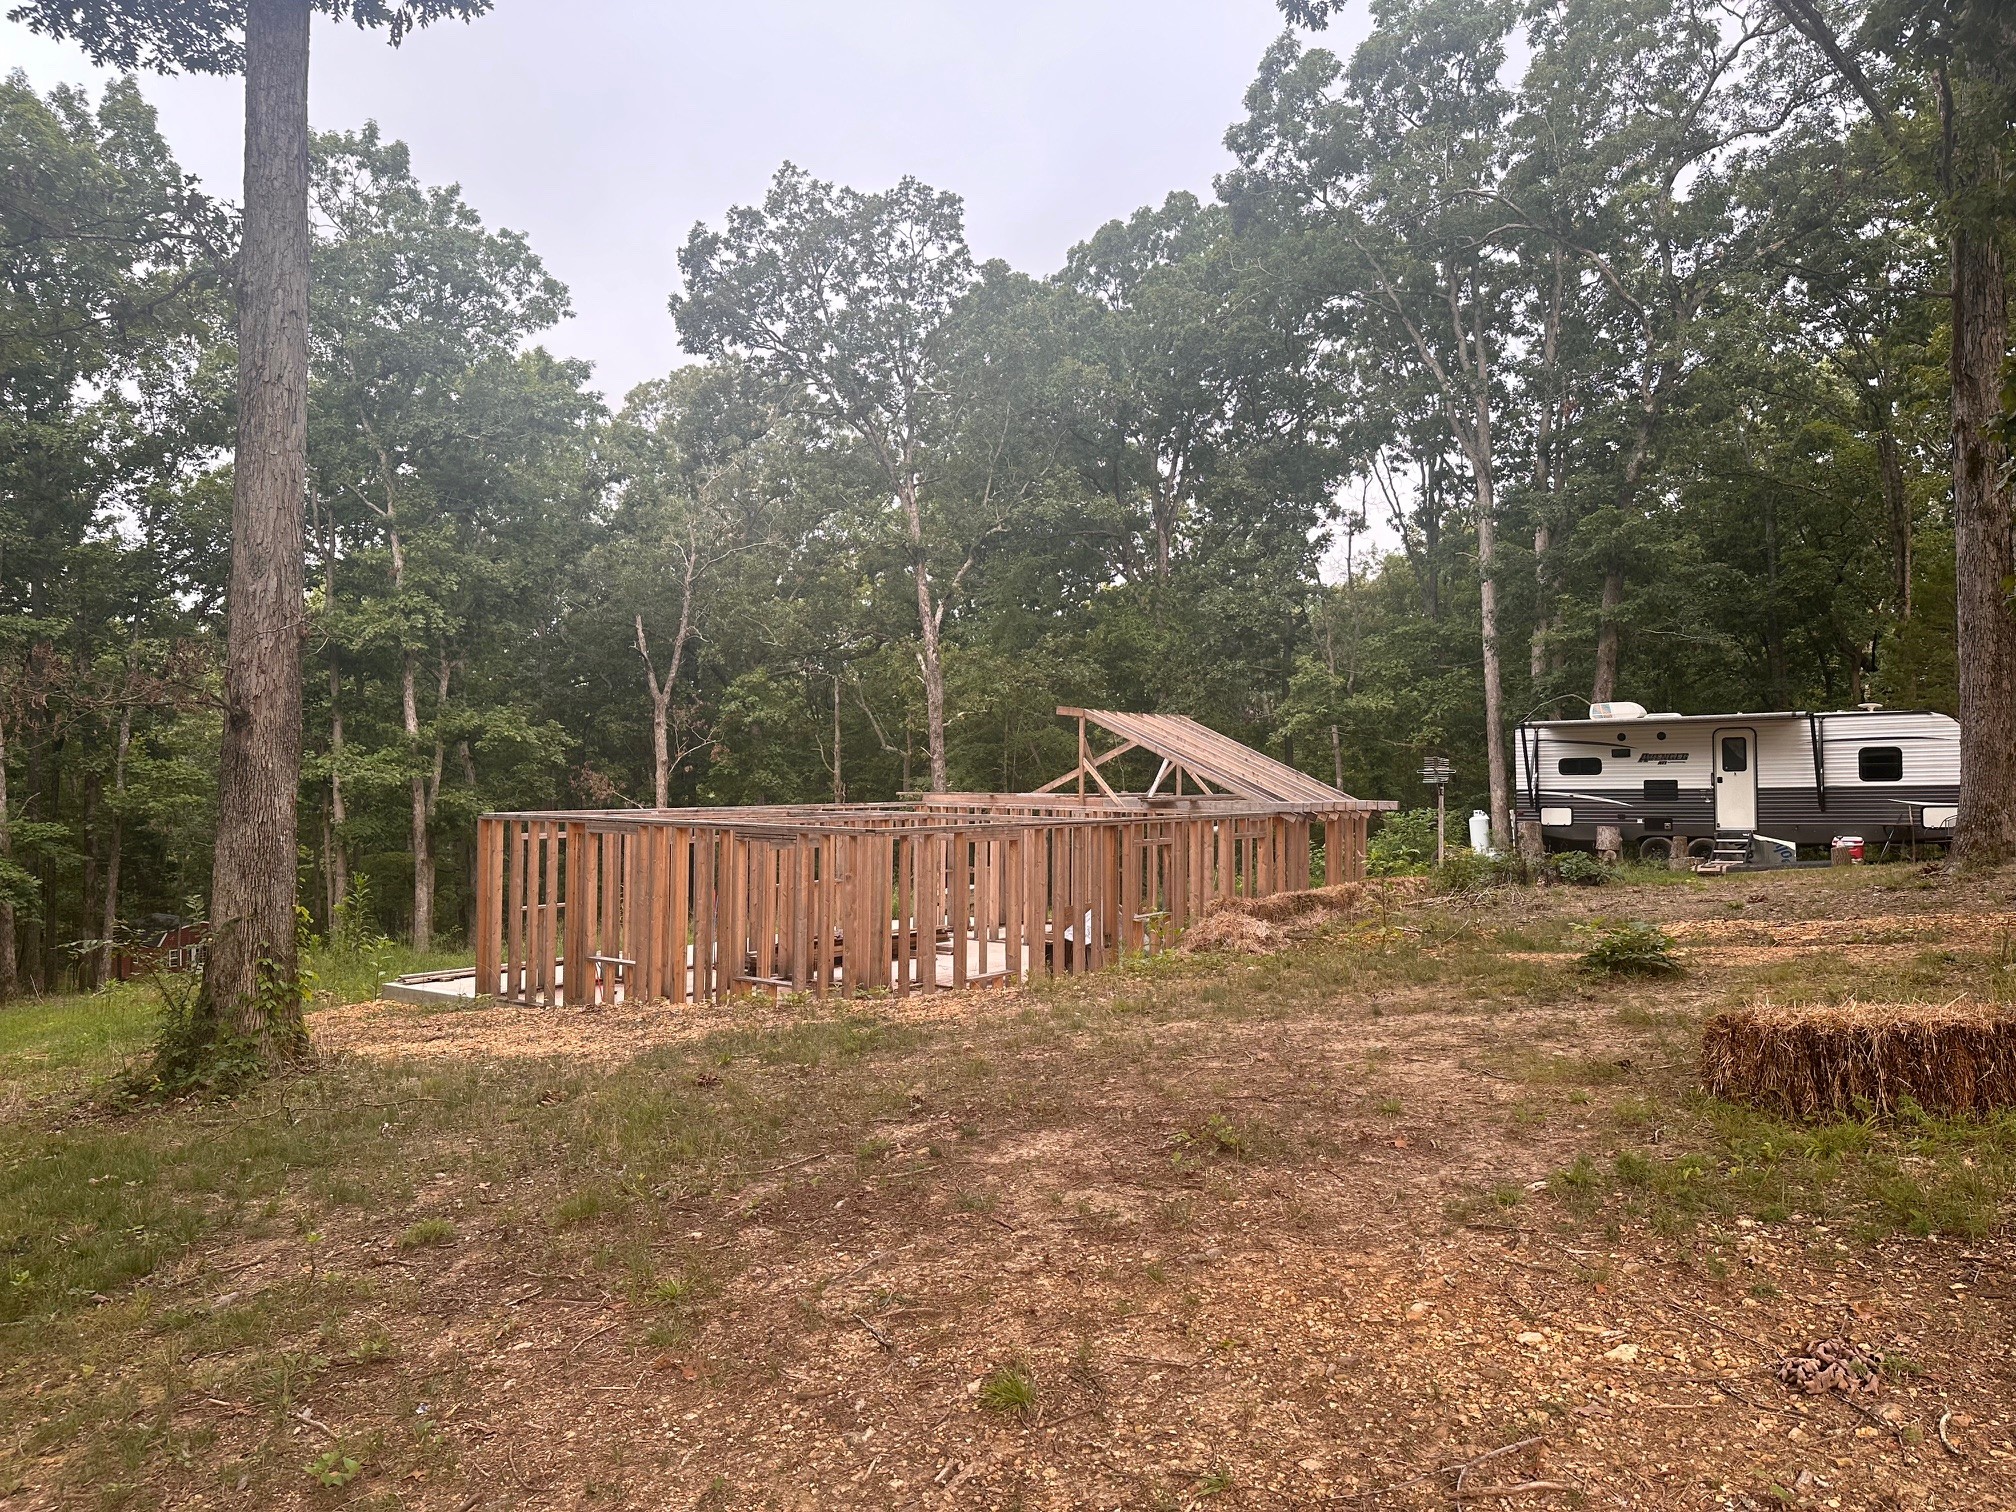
{"left": 1700, "top": 999, "right": 2016, "bottom": 1118}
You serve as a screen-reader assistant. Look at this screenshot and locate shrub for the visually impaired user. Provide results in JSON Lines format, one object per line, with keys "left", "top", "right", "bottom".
{"left": 1549, "top": 850, "right": 1614, "bottom": 887}
{"left": 1574, "top": 919, "right": 1682, "bottom": 976}
{"left": 1367, "top": 809, "right": 1442, "bottom": 874}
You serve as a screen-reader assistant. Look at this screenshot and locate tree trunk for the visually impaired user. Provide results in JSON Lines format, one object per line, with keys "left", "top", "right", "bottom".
{"left": 322, "top": 505, "right": 347, "bottom": 927}
{"left": 1950, "top": 223, "right": 2016, "bottom": 866}
{"left": 327, "top": 662, "right": 347, "bottom": 924}
{"left": 650, "top": 689, "right": 671, "bottom": 808}
{"left": 0, "top": 709, "right": 14, "bottom": 1002}
{"left": 191, "top": 0, "right": 312, "bottom": 1072}
{"left": 1876, "top": 425, "right": 1911, "bottom": 620}
{"left": 832, "top": 676, "right": 845, "bottom": 803}
{"left": 898, "top": 479, "right": 950, "bottom": 793}
{"left": 1591, "top": 565, "right": 1624, "bottom": 704}
{"left": 101, "top": 703, "right": 130, "bottom": 986}
{"left": 1475, "top": 460, "right": 1511, "bottom": 851}
{"left": 79, "top": 772, "right": 102, "bottom": 991}
{"left": 405, "top": 650, "right": 432, "bottom": 950}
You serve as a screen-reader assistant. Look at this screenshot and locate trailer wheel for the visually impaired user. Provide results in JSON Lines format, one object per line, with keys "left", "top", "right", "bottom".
{"left": 1687, "top": 837, "right": 1717, "bottom": 859}
{"left": 1638, "top": 836, "right": 1673, "bottom": 863}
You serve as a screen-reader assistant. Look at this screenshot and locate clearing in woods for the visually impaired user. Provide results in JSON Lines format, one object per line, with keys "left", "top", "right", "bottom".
{"left": 3, "top": 864, "right": 2015, "bottom": 1509}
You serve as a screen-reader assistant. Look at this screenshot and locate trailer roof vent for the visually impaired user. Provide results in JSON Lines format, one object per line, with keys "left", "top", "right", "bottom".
{"left": 1857, "top": 702, "right": 1883, "bottom": 712}
{"left": 1588, "top": 701, "right": 1647, "bottom": 721}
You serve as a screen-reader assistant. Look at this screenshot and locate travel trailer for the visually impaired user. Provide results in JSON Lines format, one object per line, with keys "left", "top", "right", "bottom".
{"left": 1513, "top": 702, "right": 1960, "bottom": 862}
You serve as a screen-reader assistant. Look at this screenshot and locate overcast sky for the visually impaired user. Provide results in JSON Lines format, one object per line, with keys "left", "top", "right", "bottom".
{"left": 5, "top": 1, "right": 1369, "bottom": 404}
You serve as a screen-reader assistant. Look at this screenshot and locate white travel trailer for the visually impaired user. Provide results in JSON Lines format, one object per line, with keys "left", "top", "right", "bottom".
{"left": 1513, "top": 702, "right": 1960, "bottom": 862}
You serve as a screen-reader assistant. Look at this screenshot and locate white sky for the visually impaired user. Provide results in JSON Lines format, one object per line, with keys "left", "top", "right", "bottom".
{"left": 4, "top": 0, "right": 1390, "bottom": 570}
{"left": 2, "top": 1, "right": 1377, "bottom": 400}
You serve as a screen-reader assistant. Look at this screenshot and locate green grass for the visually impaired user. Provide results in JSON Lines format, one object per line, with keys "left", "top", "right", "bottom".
{"left": 0, "top": 945, "right": 471, "bottom": 1105}
{"left": 0, "top": 981, "right": 157, "bottom": 1098}
{"left": 1547, "top": 1092, "right": 2016, "bottom": 1239}
{"left": 978, "top": 1360, "right": 1038, "bottom": 1415}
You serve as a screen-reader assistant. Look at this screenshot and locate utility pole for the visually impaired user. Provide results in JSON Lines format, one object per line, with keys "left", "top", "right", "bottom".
{"left": 1420, "top": 756, "right": 1453, "bottom": 865}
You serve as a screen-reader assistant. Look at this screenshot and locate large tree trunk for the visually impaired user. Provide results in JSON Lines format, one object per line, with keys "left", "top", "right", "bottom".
{"left": 1591, "top": 565, "right": 1625, "bottom": 705}
{"left": 1950, "top": 224, "right": 2016, "bottom": 866}
{"left": 190, "top": 0, "right": 312, "bottom": 1071}
{"left": 1475, "top": 454, "right": 1511, "bottom": 852}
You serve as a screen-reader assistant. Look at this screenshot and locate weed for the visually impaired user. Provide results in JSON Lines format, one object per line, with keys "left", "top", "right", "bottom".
{"left": 978, "top": 1360, "right": 1038, "bottom": 1416}
{"left": 1197, "top": 1463, "right": 1236, "bottom": 1496}
{"left": 1549, "top": 851, "right": 1614, "bottom": 887}
{"left": 1574, "top": 920, "right": 1682, "bottom": 976}
{"left": 396, "top": 1218, "right": 455, "bottom": 1250}
{"left": 551, "top": 1187, "right": 624, "bottom": 1228}
{"left": 306, "top": 1451, "right": 362, "bottom": 1487}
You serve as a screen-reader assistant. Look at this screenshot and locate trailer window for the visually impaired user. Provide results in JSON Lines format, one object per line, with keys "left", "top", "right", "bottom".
{"left": 1643, "top": 779, "right": 1679, "bottom": 802}
{"left": 1720, "top": 736, "right": 1747, "bottom": 772}
{"left": 1558, "top": 757, "right": 1603, "bottom": 776}
{"left": 1858, "top": 746, "right": 1904, "bottom": 782}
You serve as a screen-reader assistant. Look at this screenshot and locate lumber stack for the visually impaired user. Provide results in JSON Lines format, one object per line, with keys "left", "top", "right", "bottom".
{"left": 1701, "top": 999, "right": 2016, "bottom": 1118}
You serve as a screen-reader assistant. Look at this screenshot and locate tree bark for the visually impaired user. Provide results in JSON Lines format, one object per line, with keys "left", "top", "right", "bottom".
{"left": 193, "top": 0, "right": 312, "bottom": 1068}
{"left": 635, "top": 539, "right": 699, "bottom": 810}
{"left": 1950, "top": 223, "right": 2016, "bottom": 865}
{"left": 101, "top": 702, "right": 129, "bottom": 987}
{"left": 899, "top": 478, "right": 950, "bottom": 792}
{"left": 1875, "top": 425, "right": 1912, "bottom": 620}
{"left": 1591, "top": 564, "right": 1625, "bottom": 705}
{"left": 1474, "top": 416, "right": 1511, "bottom": 852}
{"left": 0, "top": 707, "right": 14, "bottom": 1002}
{"left": 326, "top": 659, "right": 347, "bottom": 924}
{"left": 322, "top": 503, "right": 347, "bottom": 928}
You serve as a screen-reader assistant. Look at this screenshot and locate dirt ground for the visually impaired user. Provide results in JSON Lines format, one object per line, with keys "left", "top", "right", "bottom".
{"left": 8, "top": 864, "right": 2016, "bottom": 1511}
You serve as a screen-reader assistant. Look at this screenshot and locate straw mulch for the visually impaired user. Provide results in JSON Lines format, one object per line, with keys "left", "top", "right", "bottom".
{"left": 1701, "top": 999, "right": 2016, "bottom": 1118}
{"left": 1177, "top": 879, "right": 1428, "bottom": 955}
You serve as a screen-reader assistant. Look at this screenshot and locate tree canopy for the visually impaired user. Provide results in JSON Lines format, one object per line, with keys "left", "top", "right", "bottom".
{"left": 0, "top": 0, "right": 2002, "bottom": 995}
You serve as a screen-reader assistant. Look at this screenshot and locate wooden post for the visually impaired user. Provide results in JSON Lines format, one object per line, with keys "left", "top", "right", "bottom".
{"left": 475, "top": 817, "right": 500, "bottom": 997}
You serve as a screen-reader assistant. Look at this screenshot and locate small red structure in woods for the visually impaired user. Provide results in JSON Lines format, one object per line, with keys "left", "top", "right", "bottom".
{"left": 473, "top": 709, "right": 1393, "bottom": 1007}
{"left": 112, "top": 924, "right": 210, "bottom": 982}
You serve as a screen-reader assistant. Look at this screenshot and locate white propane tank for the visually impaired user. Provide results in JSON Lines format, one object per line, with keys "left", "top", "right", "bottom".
{"left": 1468, "top": 810, "right": 1491, "bottom": 853}
{"left": 1588, "top": 701, "right": 1648, "bottom": 721}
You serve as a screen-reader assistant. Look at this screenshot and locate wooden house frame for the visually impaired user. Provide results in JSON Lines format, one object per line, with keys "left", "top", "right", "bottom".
{"left": 472, "top": 709, "right": 1394, "bottom": 1007}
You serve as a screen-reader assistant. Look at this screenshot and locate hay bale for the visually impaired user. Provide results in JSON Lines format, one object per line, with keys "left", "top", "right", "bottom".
{"left": 1701, "top": 999, "right": 2016, "bottom": 1118}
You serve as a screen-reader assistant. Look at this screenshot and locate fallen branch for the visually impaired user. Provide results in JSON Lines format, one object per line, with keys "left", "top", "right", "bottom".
{"left": 1449, "top": 1481, "right": 1578, "bottom": 1499}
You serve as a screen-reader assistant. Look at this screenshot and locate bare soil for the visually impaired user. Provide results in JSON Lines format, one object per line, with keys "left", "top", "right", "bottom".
{"left": 7, "top": 864, "right": 2016, "bottom": 1511}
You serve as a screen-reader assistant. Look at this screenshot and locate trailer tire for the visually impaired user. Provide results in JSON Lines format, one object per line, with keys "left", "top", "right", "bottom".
{"left": 1638, "top": 836, "right": 1673, "bottom": 863}
{"left": 1687, "top": 837, "right": 1717, "bottom": 859}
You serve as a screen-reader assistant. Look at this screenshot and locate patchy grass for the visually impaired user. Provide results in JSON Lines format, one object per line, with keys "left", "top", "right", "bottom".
{"left": 2, "top": 864, "right": 2012, "bottom": 1506}
{"left": 1546, "top": 1092, "right": 2016, "bottom": 1239}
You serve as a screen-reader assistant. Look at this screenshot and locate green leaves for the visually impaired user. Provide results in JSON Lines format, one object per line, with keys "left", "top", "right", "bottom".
{"left": 7, "top": 0, "right": 494, "bottom": 76}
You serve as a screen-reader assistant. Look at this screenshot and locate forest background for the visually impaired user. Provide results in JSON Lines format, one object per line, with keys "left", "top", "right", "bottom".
{"left": 0, "top": 0, "right": 1985, "bottom": 994}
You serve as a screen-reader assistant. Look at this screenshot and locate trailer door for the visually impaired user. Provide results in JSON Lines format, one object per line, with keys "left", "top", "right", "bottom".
{"left": 1712, "top": 727, "right": 1757, "bottom": 831}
